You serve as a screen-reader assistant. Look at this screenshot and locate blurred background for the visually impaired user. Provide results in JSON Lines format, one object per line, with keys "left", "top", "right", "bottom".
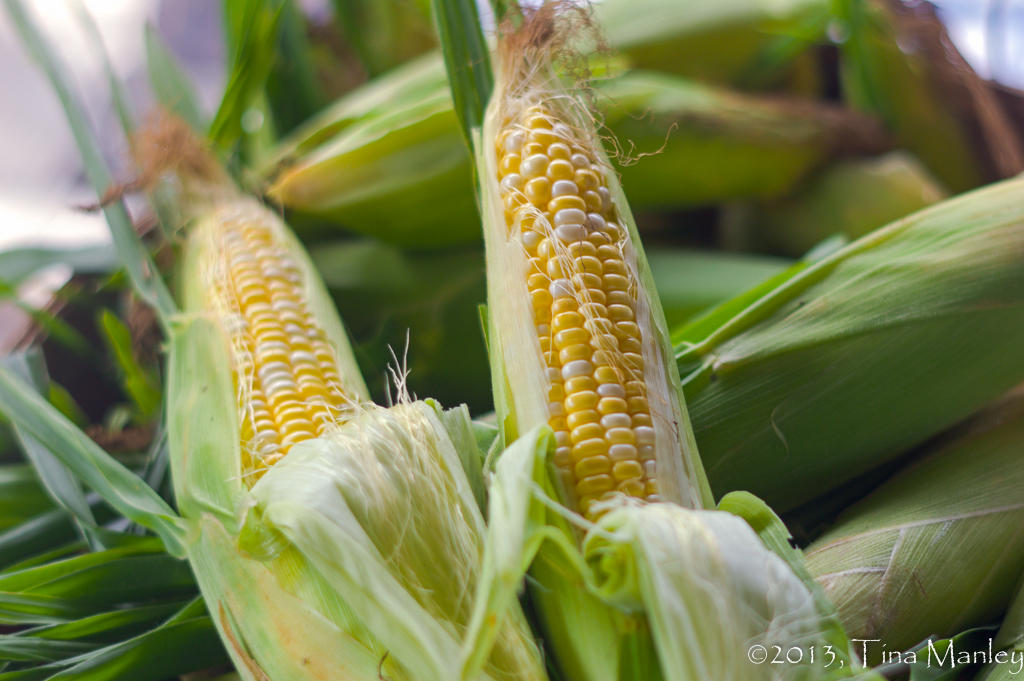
{"left": 1, "top": 0, "right": 1023, "bottom": 406}
{"left": 1, "top": 0, "right": 1021, "bottom": 251}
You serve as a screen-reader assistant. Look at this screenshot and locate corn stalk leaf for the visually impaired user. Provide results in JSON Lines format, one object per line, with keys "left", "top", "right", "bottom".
{"left": 0, "top": 538, "right": 194, "bottom": 627}
{"left": 209, "top": 0, "right": 284, "bottom": 152}
{"left": 429, "top": 0, "right": 492, "bottom": 153}
{"left": 0, "top": 514, "right": 85, "bottom": 573}
{"left": 96, "top": 310, "right": 161, "bottom": 424}
{"left": 144, "top": 24, "right": 205, "bottom": 133}
{"left": 0, "top": 366, "right": 186, "bottom": 556}
{"left": 2, "top": 0, "right": 177, "bottom": 324}
{"left": 1, "top": 354, "right": 101, "bottom": 550}
{"left": 0, "top": 245, "right": 115, "bottom": 289}
{"left": 0, "top": 466, "right": 53, "bottom": 532}
{"left": 0, "top": 598, "right": 225, "bottom": 681}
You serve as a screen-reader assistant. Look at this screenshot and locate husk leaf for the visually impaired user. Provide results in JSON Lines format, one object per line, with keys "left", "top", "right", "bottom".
{"left": 804, "top": 391, "right": 1024, "bottom": 660}
{"left": 678, "top": 175, "right": 1024, "bottom": 510}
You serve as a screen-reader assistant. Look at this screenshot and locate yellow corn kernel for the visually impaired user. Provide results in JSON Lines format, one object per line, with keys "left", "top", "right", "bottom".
{"left": 206, "top": 218, "right": 356, "bottom": 481}
{"left": 493, "top": 101, "right": 663, "bottom": 519}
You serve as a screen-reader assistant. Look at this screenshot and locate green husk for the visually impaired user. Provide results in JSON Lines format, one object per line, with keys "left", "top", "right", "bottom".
{"left": 473, "top": 427, "right": 878, "bottom": 681}
{"left": 594, "top": 0, "right": 830, "bottom": 85}
{"left": 733, "top": 151, "right": 947, "bottom": 256}
{"left": 268, "top": 69, "right": 880, "bottom": 248}
{"left": 168, "top": 193, "right": 548, "bottom": 680}
{"left": 272, "top": 0, "right": 831, "bottom": 165}
{"left": 677, "top": 174, "right": 1024, "bottom": 511}
{"left": 977, "top": 583, "right": 1024, "bottom": 680}
{"left": 804, "top": 391, "right": 1024, "bottom": 663}
{"left": 307, "top": 238, "right": 786, "bottom": 416}
{"left": 472, "top": 19, "right": 877, "bottom": 679}
{"left": 0, "top": 465, "right": 53, "bottom": 531}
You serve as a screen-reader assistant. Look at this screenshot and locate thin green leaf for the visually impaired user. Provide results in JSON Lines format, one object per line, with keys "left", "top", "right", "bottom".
{"left": 0, "top": 539, "right": 194, "bottom": 628}
{"left": 0, "top": 637, "right": 95, "bottom": 664}
{"left": 0, "top": 609, "right": 224, "bottom": 681}
{"left": 265, "top": 0, "right": 325, "bottom": 135}
{"left": 0, "top": 514, "right": 82, "bottom": 573}
{"left": 1, "top": 540, "right": 88, "bottom": 576}
{"left": 88, "top": 18, "right": 177, "bottom": 241}
{"left": 430, "top": 0, "right": 492, "bottom": 153}
{"left": 72, "top": 1, "right": 135, "bottom": 136}
{"left": 0, "top": 245, "right": 115, "bottom": 288}
{"left": 0, "top": 592, "right": 90, "bottom": 626}
{"left": 97, "top": 310, "right": 161, "bottom": 423}
{"left": 1, "top": 299, "right": 92, "bottom": 360}
{"left": 3, "top": 0, "right": 177, "bottom": 324}
{"left": 0, "top": 366, "right": 185, "bottom": 556}
{"left": 143, "top": 24, "right": 205, "bottom": 133}
{"left": 904, "top": 627, "right": 1001, "bottom": 681}
{"left": 0, "top": 465, "right": 53, "bottom": 532}
{"left": 209, "top": 1, "right": 284, "bottom": 152}
{"left": 2, "top": 354, "right": 101, "bottom": 550}
{"left": 24, "top": 602, "right": 185, "bottom": 645}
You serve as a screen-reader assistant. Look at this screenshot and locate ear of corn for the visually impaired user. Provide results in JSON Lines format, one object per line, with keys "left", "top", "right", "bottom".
{"left": 677, "top": 174, "right": 1024, "bottom": 511}
{"left": 268, "top": 69, "right": 878, "bottom": 249}
{"left": 178, "top": 199, "right": 368, "bottom": 484}
{"left": 169, "top": 192, "right": 547, "bottom": 681}
{"left": 803, "top": 390, "right": 1024, "bottom": 662}
{"left": 268, "top": 86, "right": 479, "bottom": 249}
{"left": 478, "top": 65, "right": 712, "bottom": 519}
{"left": 472, "top": 18, "right": 877, "bottom": 681}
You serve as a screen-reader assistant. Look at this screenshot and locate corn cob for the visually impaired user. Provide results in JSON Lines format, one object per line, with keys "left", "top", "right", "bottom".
{"left": 482, "top": 71, "right": 711, "bottom": 520}
{"left": 171, "top": 190, "right": 547, "bottom": 681}
{"left": 184, "top": 203, "right": 367, "bottom": 479}
{"left": 803, "top": 390, "right": 1024, "bottom": 663}
{"left": 495, "top": 105, "right": 663, "bottom": 514}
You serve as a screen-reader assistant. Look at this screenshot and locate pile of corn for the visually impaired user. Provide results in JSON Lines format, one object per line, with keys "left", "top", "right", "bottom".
{"left": 1, "top": 1, "right": 1023, "bottom": 680}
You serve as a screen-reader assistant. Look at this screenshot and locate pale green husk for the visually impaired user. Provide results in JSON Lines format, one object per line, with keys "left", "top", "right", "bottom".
{"left": 804, "top": 391, "right": 1024, "bottom": 662}
{"left": 678, "top": 174, "right": 1024, "bottom": 511}
{"left": 269, "top": 69, "right": 864, "bottom": 248}
{"left": 472, "top": 44, "right": 876, "bottom": 681}
{"left": 167, "top": 194, "right": 547, "bottom": 681}
{"left": 733, "top": 151, "right": 947, "bottom": 256}
{"left": 475, "top": 426, "right": 880, "bottom": 681}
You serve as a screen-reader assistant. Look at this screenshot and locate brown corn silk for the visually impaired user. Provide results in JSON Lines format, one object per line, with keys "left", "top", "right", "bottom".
{"left": 485, "top": 11, "right": 705, "bottom": 519}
